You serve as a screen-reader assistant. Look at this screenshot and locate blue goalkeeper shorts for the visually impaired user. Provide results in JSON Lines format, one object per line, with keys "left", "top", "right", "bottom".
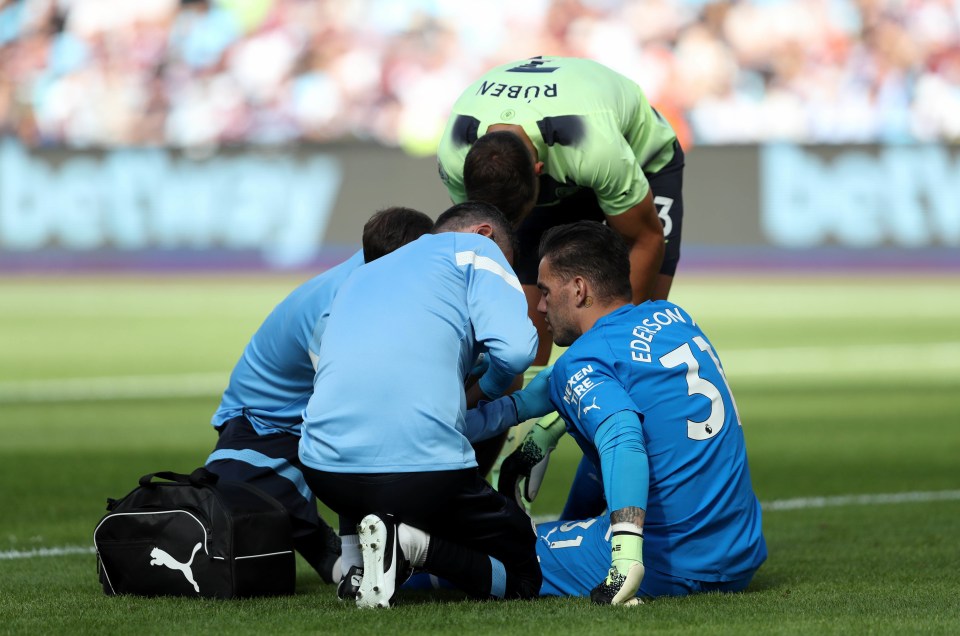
{"left": 537, "top": 515, "right": 758, "bottom": 599}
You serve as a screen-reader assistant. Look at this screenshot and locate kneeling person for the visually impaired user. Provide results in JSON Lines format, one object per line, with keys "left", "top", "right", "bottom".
{"left": 204, "top": 207, "right": 433, "bottom": 583}
{"left": 299, "top": 202, "right": 543, "bottom": 608}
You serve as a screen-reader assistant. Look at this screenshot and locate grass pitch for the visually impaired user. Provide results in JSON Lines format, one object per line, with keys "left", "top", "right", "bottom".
{"left": 1, "top": 273, "right": 959, "bottom": 635}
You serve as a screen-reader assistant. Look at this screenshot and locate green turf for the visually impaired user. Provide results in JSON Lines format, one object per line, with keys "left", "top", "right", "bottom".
{"left": 1, "top": 274, "right": 959, "bottom": 634}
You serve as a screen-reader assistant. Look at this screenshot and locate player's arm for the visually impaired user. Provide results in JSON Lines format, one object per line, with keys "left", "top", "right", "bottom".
{"left": 462, "top": 396, "right": 519, "bottom": 443}
{"left": 590, "top": 410, "right": 649, "bottom": 606}
{"left": 587, "top": 128, "right": 665, "bottom": 304}
{"left": 462, "top": 366, "right": 553, "bottom": 443}
{"left": 462, "top": 237, "right": 538, "bottom": 401}
{"left": 605, "top": 192, "right": 665, "bottom": 304}
{"left": 465, "top": 366, "right": 525, "bottom": 408}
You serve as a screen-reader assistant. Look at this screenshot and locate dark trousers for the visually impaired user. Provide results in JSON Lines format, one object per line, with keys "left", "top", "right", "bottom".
{"left": 206, "top": 417, "right": 339, "bottom": 581}
{"left": 304, "top": 466, "right": 542, "bottom": 600}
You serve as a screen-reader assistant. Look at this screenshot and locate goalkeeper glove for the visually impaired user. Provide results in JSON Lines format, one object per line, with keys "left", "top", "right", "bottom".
{"left": 497, "top": 412, "right": 565, "bottom": 504}
{"left": 590, "top": 523, "right": 645, "bottom": 606}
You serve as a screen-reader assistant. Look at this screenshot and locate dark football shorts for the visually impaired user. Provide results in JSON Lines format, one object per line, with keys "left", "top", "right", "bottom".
{"left": 514, "top": 139, "right": 685, "bottom": 284}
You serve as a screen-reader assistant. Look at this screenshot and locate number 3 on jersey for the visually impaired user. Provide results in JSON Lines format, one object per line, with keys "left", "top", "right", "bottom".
{"left": 658, "top": 336, "right": 742, "bottom": 441}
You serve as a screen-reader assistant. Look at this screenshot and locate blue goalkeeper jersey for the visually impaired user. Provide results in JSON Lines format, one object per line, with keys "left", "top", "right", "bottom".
{"left": 211, "top": 251, "right": 365, "bottom": 435}
{"left": 299, "top": 232, "right": 537, "bottom": 473}
{"left": 550, "top": 301, "right": 766, "bottom": 582}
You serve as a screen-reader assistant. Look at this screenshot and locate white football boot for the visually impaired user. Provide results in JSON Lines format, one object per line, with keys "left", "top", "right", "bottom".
{"left": 356, "top": 514, "right": 406, "bottom": 609}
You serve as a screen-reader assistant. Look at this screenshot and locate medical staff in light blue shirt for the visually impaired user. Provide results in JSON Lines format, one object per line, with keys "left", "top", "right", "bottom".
{"left": 299, "top": 231, "right": 536, "bottom": 472}
{"left": 299, "top": 202, "right": 545, "bottom": 606}
{"left": 204, "top": 206, "right": 434, "bottom": 584}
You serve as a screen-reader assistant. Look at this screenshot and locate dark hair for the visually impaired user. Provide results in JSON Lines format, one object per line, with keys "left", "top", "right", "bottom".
{"left": 539, "top": 221, "right": 632, "bottom": 303}
{"left": 463, "top": 131, "right": 537, "bottom": 225}
{"left": 362, "top": 206, "right": 434, "bottom": 262}
{"left": 433, "top": 200, "right": 518, "bottom": 258}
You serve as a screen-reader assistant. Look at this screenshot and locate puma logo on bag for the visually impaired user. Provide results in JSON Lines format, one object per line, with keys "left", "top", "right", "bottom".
{"left": 149, "top": 543, "right": 202, "bottom": 593}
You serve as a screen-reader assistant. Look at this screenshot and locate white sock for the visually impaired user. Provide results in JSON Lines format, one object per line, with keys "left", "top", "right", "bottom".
{"left": 398, "top": 523, "right": 430, "bottom": 568}
{"left": 340, "top": 534, "right": 361, "bottom": 578}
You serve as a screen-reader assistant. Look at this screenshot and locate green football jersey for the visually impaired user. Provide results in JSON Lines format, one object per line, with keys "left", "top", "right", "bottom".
{"left": 437, "top": 56, "right": 677, "bottom": 216}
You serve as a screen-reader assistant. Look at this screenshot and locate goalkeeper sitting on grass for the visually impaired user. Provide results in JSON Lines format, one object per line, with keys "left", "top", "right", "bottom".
{"left": 495, "top": 221, "right": 767, "bottom": 603}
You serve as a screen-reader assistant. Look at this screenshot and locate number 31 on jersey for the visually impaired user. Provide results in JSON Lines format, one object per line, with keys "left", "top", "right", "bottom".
{"left": 659, "top": 336, "right": 742, "bottom": 441}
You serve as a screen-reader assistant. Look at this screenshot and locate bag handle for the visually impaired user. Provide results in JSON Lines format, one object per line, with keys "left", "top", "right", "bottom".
{"left": 138, "top": 467, "right": 220, "bottom": 488}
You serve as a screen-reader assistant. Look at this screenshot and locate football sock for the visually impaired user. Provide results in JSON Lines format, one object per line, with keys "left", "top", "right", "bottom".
{"left": 422, "top": 537, "right": 494, "bottom": 599}
{"left": 294, "top": 526, "right": 341, "bottom": 584}
{"left": 340, "top": 534, "right": 361, "bottom": 578}
{"left": 397, "top": 523, "right": 429, "bottom": 567}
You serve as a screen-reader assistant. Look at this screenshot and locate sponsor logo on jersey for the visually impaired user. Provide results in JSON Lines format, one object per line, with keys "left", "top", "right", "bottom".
{"left": 507, "top": 58, "right": 559, "bottom": 73}
{"left": 563, "top": 365, "right": 604, "bottom": 414}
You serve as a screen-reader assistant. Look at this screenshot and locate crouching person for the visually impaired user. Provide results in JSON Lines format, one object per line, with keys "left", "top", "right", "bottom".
{"left": 204, "top": 206, "right": 433, "bottom": 584}
{"left": 299, "top": 202, "right": 543, "bottom": 607}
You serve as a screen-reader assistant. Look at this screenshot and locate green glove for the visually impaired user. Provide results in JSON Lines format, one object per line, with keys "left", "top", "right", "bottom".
{"left": 590, "top": 523, "right": 645, "bottom": 606}
{"left": 496, "top": 412, "right": 566, "bottom": 504}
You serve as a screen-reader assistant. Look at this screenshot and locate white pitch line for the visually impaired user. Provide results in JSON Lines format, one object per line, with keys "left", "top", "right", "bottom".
{"left": 0, "top": 545, "right": 96, "bottom": 560}
{"left": 5, "top": 489, "right": 960, "bottom": 560}
{"left": 761, "top": 489, "right": 960, "bottom": 511}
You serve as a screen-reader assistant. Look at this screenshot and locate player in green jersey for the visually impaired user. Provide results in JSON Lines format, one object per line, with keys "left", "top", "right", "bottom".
{"left": 438, "top": 56, "right": 685, "bottom": 366}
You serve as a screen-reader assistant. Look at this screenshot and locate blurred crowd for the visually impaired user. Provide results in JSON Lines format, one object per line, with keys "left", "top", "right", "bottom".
{"left": 1, "top": 0, "right": 959, "bottom": 153}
